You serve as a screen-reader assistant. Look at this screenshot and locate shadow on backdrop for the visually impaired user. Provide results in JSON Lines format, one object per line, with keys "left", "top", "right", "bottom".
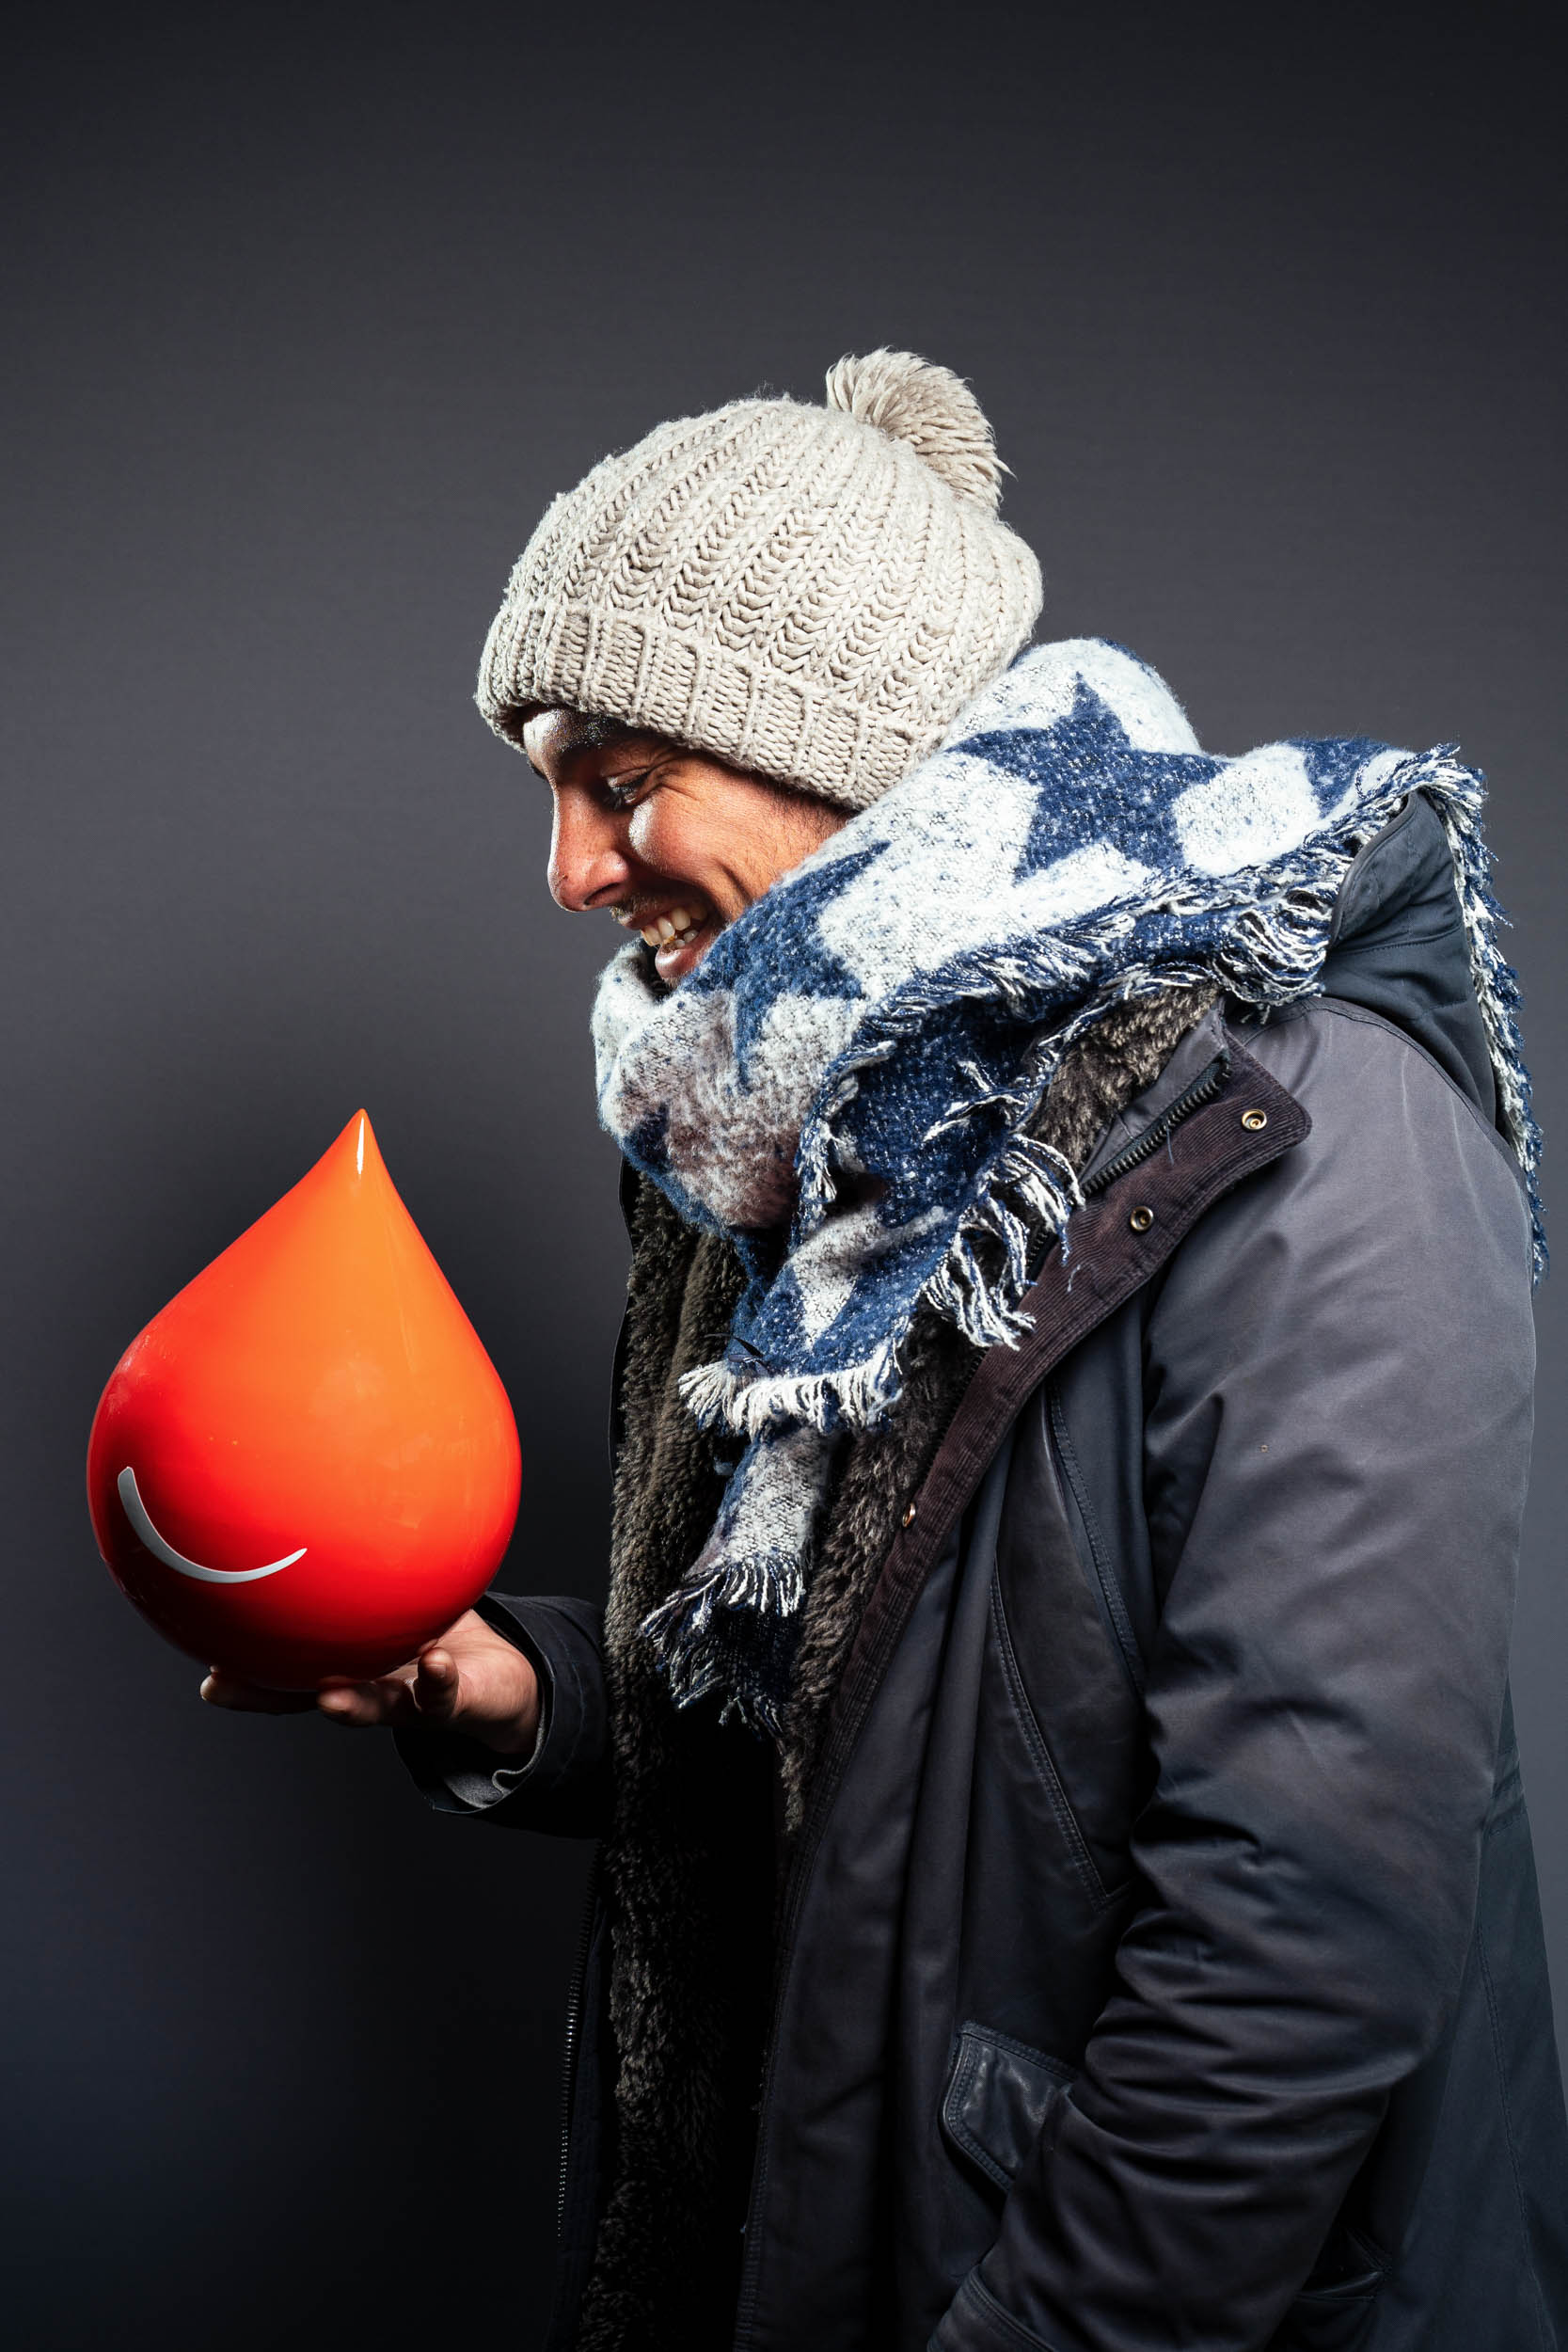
{"left": 3, "top": 4, "right": 1563, "bottom": 2345}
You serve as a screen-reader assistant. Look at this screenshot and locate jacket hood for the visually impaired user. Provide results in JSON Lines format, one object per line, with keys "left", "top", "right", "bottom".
{"left": 1321, "top": 789, "right": 1498, "bottom": 1126}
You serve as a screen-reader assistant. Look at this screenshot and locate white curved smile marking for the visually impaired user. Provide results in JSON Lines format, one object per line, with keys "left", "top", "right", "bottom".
{"left": 117, "top": 1466, "right": 306, "bottom": 1583}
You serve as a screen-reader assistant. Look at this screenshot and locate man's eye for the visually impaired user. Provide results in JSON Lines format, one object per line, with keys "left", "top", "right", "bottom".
{"left": 603, "top": 771, "right": 651, "bottom": 809}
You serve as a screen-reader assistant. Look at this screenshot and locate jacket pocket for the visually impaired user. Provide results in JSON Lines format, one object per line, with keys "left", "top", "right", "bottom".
{"left": 940, "top": 2022, "right": 1076, "bottom": 2194}
{"left": 989, "top": 1574, "right": 1119, "bottom": 1911}
{"left": 1268, "top": 2227, "right": 1384, "bottom": 2352}
{"left": 991, "top": 1394, "right": 1143, "bottom": 1903}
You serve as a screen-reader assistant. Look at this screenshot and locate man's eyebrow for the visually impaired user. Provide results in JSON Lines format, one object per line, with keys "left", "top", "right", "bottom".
{"left": 521, "top": 709, "right": 642, "bottom": 780}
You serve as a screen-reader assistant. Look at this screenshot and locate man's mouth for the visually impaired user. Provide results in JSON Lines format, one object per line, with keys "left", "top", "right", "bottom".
{"left": 618, "top": 899, "right": 716, "bottom": 982}
{"left": 636, "top": 902, "right": 702, "bottom": 949}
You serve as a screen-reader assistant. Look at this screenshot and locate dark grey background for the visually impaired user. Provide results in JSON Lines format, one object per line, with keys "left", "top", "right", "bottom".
{"left": 3, "top": 5, "right": 1562, "bottom": 2345}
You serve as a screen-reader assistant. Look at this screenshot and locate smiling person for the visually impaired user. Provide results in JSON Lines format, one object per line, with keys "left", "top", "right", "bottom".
{"left": 206, "top": 353, "right": 1568, "bottom": 2351}
{"left": 529, "top": 707, "right": 847, "bottom": 986}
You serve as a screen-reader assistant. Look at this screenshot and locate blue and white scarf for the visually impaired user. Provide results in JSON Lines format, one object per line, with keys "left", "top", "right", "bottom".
{"left": 592, "top": 639, "right": 1541, "bottom": 1734}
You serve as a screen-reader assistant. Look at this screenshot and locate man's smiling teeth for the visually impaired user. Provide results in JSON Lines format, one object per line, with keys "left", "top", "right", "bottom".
{"left": 641, "top": 906, "right": 702, "bottom": 947}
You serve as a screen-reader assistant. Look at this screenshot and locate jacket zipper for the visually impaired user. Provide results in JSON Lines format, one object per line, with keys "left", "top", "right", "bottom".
{"left": 558, "top": 1850, "right": 601, "bottom": 2238}
{"left": 1018, "top": 1051, "right": 1230, "bottom": 1290}
{"left": 1082, "top": 1050, "right": 1229, "bottom": 1199}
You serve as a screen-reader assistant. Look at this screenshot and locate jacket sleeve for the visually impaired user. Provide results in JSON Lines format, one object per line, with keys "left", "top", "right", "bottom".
{"left": 932, "top": 1005, "right": 1536, "bottom": 2352}
{"left": 393, "top": 1590, "right": 612, "bottom": 1838}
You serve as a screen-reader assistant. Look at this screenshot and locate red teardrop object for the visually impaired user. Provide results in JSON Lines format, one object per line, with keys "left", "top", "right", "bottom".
{"left": 87, "top": 1111, "right": 521, "bottom": 1689}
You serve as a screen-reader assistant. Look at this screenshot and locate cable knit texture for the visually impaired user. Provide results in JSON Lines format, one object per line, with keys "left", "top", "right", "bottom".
{"left": 476, "top": 352, "right": 1043, "bottom": 810}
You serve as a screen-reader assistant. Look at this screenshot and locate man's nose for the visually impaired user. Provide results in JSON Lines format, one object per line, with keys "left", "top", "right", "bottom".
{"left": 548, "top": 792, "right": 632, "bottom": 913}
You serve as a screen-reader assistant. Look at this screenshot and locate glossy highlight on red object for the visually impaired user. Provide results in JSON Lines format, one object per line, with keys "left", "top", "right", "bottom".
{"left": 87, "top": 1111, "right": 521, "bottom": 1689}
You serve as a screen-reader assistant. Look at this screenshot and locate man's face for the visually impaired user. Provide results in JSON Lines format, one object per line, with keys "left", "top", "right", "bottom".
{"left": 522, "top": 710, "right": 847, "bottom": 985}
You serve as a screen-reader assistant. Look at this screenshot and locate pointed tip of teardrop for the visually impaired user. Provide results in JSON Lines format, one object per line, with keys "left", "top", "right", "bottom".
{"left": 327, "top": 1108, "right": 382, "bottom": 1181}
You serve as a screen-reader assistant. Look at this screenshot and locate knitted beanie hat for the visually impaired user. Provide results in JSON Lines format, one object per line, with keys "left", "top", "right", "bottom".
{"left": 476, "top": 352, "right": 1043, "bottom": 812}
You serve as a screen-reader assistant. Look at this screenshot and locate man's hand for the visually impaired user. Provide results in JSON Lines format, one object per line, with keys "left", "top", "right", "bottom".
{"left": 199, "top": 1608, "right": 542, "bottom": 1756}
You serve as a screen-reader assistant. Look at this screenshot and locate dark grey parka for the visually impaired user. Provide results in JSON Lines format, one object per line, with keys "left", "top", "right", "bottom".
{"left": 403, "top": 793, "right": 1568, "bottom": 2352}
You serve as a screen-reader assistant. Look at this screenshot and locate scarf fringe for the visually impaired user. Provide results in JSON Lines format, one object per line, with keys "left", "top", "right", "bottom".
{"left": 639, "top": 1549, "right": 809, "bottom": 1736}
{"left": 1418, "top": 755, "right": 1545, "bottom": 1278}
{"left": 678, "top": 1340, "right": 901, "bottom": 1437}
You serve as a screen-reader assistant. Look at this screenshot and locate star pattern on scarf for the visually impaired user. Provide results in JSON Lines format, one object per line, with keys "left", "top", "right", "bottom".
{"left": 694, "top": 844, "right": 878, "bottom": 1085}
{"left": 962, "top": 682, "right": 1212, "bottom": 884}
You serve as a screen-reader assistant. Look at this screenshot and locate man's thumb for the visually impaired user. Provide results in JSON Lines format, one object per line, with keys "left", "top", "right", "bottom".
{"left": 412, "top": 1646, "right": 461, "bottom": 1721}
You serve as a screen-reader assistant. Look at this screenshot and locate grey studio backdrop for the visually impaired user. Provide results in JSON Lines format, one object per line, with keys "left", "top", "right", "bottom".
{"left": 3, "top": 7, "right": 1563, "bottom": 2346}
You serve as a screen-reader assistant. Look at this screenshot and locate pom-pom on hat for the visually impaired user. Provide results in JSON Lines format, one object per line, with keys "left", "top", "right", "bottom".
{"left": 477, "top": 352, "right": 1043, "bottom": 812}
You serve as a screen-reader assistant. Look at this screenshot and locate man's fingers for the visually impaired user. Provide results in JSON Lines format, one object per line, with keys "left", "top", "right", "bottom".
{"left": 316, "top": 1671, "right": 416, "bottom": 1729}
{"left": 201, "top": 1670, "right": 317, "bottom": 1714}
{"left": 199, "top": 1665, "right": 421, "bottom": 1726}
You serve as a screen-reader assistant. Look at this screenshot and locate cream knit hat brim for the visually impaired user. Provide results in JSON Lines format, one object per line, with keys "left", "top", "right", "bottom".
{"left": 477, "top": 353, "right": 1043, "bottom": 811}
